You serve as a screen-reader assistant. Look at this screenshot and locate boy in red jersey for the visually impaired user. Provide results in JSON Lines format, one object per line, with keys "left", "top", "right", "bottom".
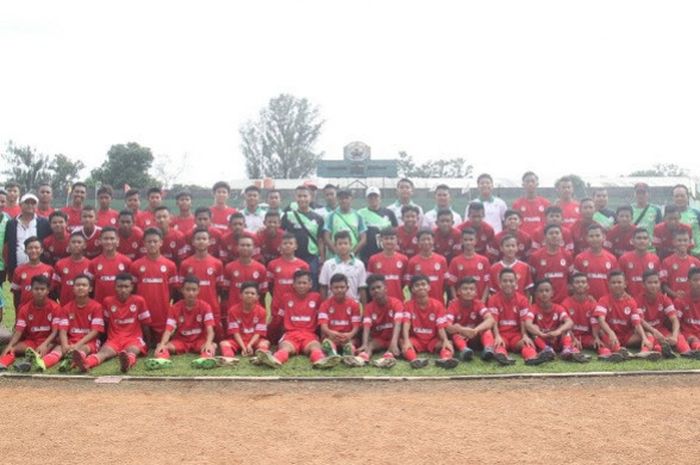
{"left": 605, "top": 206, "right": 635, "bottom": 257}
{"left": 357, "top": 275, "right": 403, "bottom": 368}
{"left": 219, "top": 212, "right": 260, "bottom": 263}
{"left": 574, "top": 224, "right": 619, "bottom": 300}
{"left": 54, "top": 274, "right": 104, "bottom": 371}
{"left": 179, "top": 228, "right": 225, "bottom": 340}
{"left": 618, "top": 228, "right": 660, "bottom": 300}
{"left": 660, "top": 229, "right": 700, "bottom": 299}
{"left": 445, "top": 277, "right": 497, "bottom": 362}
{"left": 530, "top": 206, "right": 574, "bottom": 253}
{"left": 570, "top": 198, "right": 599, "bottom": 254}
{"left": 220, "top": 282, "right": 270, "bottom": 358}
{"left": 673, "top": 267, "right": 700, "bottom": 356}
{"left": 117, "top": 210, "right": 145, "bottom": 260}
{"left": 42, "top": 211, "right": 71, "bottom": 265}
{"left": 154, "top": 206, "right": 187, "bottom": 264}
{"left": 96, "top": 185, "right": 119, "bottom": 228}
{"left": 561, "top": 273, "right": 612, "bottom": 358}
{"left": 73, "top": 273, "right": 151, "bottom": 373}
{"left": 61, "top": 182, "right": 87, "bottom": 231}
{"left": 554, "top": 176, "right": 580, "bottom": 226}
{"left": 396, "top": 205, "right": 420, "bottom": 258}
{"left": 256, "top": 210, "right": 284, "bottom": 265}
{"left": 149, "top": 276, "right": 216, "bottom": 369}
{"left": 432, "top": 209, "right": 462, "bottom": 263}
{"left": 401, "top": 275, "right": 458, "bottom": 369}
{"left": 367, "top": 228, "right": 409, "bottom": 301}
{"left": 489, "top": 269, "right": 552, "bottom": 366}
{"left": 489, "top": 235, "right": 532, "bottom": 294}
{"left": 77, "top": 206, "right": 103, "bottom": 259}
{"left": 137, "top": 187, "right": 163, "bottom": 230}
{"left": 257, "top": 270, "right": 341, "bottom": 369}
{"left": 266, "top": 233, "right": 309, "bottom": 297}
{"left": 593, "top": 271, "right": 660, "bottom": 361}
{"left": 11, "top": 237, "right": 54, "bottom": 308}
{"left": 447, "top": 228, "right": 491, "bottom": 301}
{"left": 490, "top": 210, "right": 532, "bottom": 262}
{"left": 458, "top": 202, "right": 496, "bottom": 257}
{"left": 89, "top": 227, "right": 133, "bottom": 303}
{"left": 637, "top": 270, "right": 692, "bottom": 358}
{"left": 512, "top": 171, "right": 550, "bottom": 236}
{"left": 524, "top": 280, "right": 589, "bottom": 363}
{"left": 130, "top": 228, "right": 178, "bottom": 344}
{"left": 125, "top": 189, "right": 149, "bottom": 231}
{"left": 185, "top": 207, "right": 223, "bottom": 259}
{"left": 222, "top": 235, "right": 267, "bottom": 310}
{"left": 211, "top": 181, "right": 237, "bottom": 231}
{"left": 407, "top": 230, "right": 448, "bottom": 303}
{"left": 529, "top": 224, "right": 574, "bottom": 304}
{"left": 53, "top": 232, "right": 91, "bottom": 304}
{"left": 318, "top": 273, "right": 363, "bottom": 366}
{"left": 653, "top": 204, "right": 694, "bottom": 260}
{"left": 171, "top": 191, "right": 195, "bottom": 235}
{"left": 0, "top": 276, "right": 60, "bottom": 371}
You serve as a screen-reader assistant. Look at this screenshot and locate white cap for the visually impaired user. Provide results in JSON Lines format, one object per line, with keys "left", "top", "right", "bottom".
{"left": 20, "top": 193, "right": 39, "bottom": 203}
{"left": 365, "top": 186, "right": 381, "bottom": 197}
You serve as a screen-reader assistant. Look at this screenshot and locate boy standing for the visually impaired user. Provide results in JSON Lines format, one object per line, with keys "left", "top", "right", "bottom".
{"left": 573, "top": 224, "right": 619, "bottom": 300}
{"left": 407, "top": 230, "right": 448, "bottom": 303}
{"left": 319, "top": 231, "right": 367, "bottom": 303}
{"left": 458, "top": 202, "right": 496, "bottom": 257}
{"left": 512, "top": 171, "right": 550, "bottom": 236}
{"left": 211, "top": 181, "right": 238, "bottom": 231}
{"left": 11, "top": 237, "right": 54, "bottom": 307}
{"left": 367, "top": 228, "right": 409, "bottom": 301}
{"left": 89, "top": 227, "right": 133, "bottom": 304}
{"left": 660, "top": 230, "right": 700, "bottom": 299}
{"left": 618, "top": 228, "right": 661, "bottom": 300}
{"left": 53, "top": 232, "right": 91, "bottom": 304}
{"left": 528, "top": 224, "right": 575, "bottom": 304}
{"left": 266, "top": 233, "right": 310, "bottom": 298}
{"left": 446, "top": 228, "right": 491, "bottom": 301}
{"left": 96, "top": 185, "right": 120, "bottom": 228}
{"left": 172, "top": 191, "right": 196, "bottom": 235}
{"left": 396, "top": 206, "right": 420, "bottom": 258}
{"left": 42, "top": 211, "right": 71, "bottom": 265}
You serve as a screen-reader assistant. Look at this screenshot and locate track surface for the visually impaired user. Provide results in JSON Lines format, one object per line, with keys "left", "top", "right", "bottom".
{"left": 1, "top": 375, "right": 698, "bottom": 464}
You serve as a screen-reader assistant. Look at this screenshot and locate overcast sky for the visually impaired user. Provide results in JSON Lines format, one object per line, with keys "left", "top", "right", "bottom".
{"left": 1, "top": 1, "right": 699, "bottom": 186}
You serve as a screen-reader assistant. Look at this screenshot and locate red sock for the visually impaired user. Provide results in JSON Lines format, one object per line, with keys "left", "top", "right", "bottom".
{"left": 689, "top": 339, "right": 700, "bottom": 351}
{"left": 534, "top": 336, "right": 547, "bottom": 351}
{"left": 611, "top": 342, "right": 621, "bottom": 352}
{"left": 0, "top": 353, "right": 16, "bottom": 367}
{"left": 358, "top": 352, "right": 370, "bottom": 361}
{"left": 220, "top": 345, "right": 234, "bottom": 358}
{"left": 200, "top": 349, "right": 213, "bottom": 358}
{"left": 157, "top": 348, "right": 171, "bottom": 359}
{"left": 43, "top": 351, "right": 61, "bottom": 368}
{"left": 481, "top": 330, "right": 495, "bottom": 348}
{"left": 439, "top": 347, "right": 452, "bottom": 360}
{"left": 521, "top": 345, "right": 537, "bottom": 360}
{"left": 676, "top": 334, "right": 691, "bottom": 353}
{"left": 404, "top": 347, "right": 417, "bottom": 361}
{"left": 561, "top": 335, "right": 573, "bottom": 351}
{"left": 495, "top": 346, "right": 508, "bottom": 356}
{"left": 453, "top": 336, "right": 467, "bottom": 351}
{"left": 127, "top": 352, "right": 137, "bottom": 368}
{"left": 598, "top": 347, "right": 612, "bottom": 356}
{"left": 382, "top": 352, "right": 395, "bottom": 359}
{"left": 274, "top": 350, "right": 289, "bottom": 364}
{"left": 309, "top": 349, "right": 324, "bottom": 363}
{"left": 85, "top": 354, "right": 99, "bottom": 368}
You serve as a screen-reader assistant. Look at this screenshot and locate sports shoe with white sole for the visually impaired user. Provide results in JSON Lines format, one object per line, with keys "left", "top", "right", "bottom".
{"left": 493, "top": 352, "right": 515, "bottom": 366}
{"left": 460, "top": 348, "right": 474, "bottom": 362}
{"left": 255, "top": 350, "right": 282, "bottom": 368}
{"left": 409, "top": 358, "right": 429, "bottom": 369}
{"left": 599, "top": 352, "right": 624, "bottom": 363}
{"left": 321, "top": 339, "right": 337, "bottom": 356}
{"left": 659, "top": 341, "right": 676, "bottom": 359}
{"left": 636, "top": 350, "right": 662, "bottom": 361}
{"left": 215, "top": 356, "right": 240, "bottom": 367}
{"left": 25, "top": 347, "right": 46, "bottom": 372}
{"left": 118, "top": 351, "right": 131, "bottom": 373}
{"left": 342, "top": 355, "right": 365, "bottom": 367}
{"left": 481, "top": 348, "right": 495, "bottom": 361}
{"left": 313, "top": 355, "right": 342, "bottom": 369}
{"left": 371, "top": 357, "right": 396, "bottom": 369}
{"left": 571, "top": 352, "right": 591, "bottom": 363}
{"left": 191, "top": 357, "right": 217, "bottom": 369}
{"left": 14, "top": 359, "right": 32, "bottom": 373}
{"left": 144, "top": 358, "right": 173, "bottom": 370}
{"left": 342, "top": 342, "right": 354, "bottom": 356}
{"left": 435, "top": 358, "right": 459, "bottom": 369}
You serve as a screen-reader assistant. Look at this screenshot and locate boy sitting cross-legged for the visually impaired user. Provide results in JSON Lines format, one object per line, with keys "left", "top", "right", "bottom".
{"left": 445, "top": 277, "right": 497, "bottom": 362}
{"left": 357, "top": 274, "right": 403, "bottom": 368}
{"left": 318, "top": 273, "right": 363, "bottom": 366}
{"left": 220, "top": 282, "right": 270, "bottom": 361}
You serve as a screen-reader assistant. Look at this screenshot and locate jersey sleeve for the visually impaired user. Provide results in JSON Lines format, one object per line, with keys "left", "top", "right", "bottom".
{"left": 10, "top": 269, "right": 22, "bottom": 291}
{"left": 165, "top": 306, "right": 179, "bottom": 333}
{"left": 14, "top": 305, "right": 28, "bottom": 331}
{"left": 137, "top": 298, "right": 152, "bottom": 324}
{"left": 55, "top": 306, "right": 70, "bottom": 332}
{"left": 435, "top": 302, "right": 449, "bottom": 329}
{"left": 90, "top": 303, "right": 106, "bottom": 333}
{"left": 351, "top": 300, "right": 362, "bottom": 327}
{"left": 255, "top": 307, "right": 267, "bottom": 336}
{"left": 202, "top": 302, "right": 215, "bottom": 328}
{"left": 318, "top": 261, "right": 331, "bottom": 287}
{"left": 317, "top": 300, "right": 330, "bottom": 326}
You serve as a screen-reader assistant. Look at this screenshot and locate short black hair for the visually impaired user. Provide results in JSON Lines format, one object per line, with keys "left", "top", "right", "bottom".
{"left": 330, "top": 273, "right": 348, "bottom": 285}
{"left": 212, "top": 181, "right": 231, "bottom": 193}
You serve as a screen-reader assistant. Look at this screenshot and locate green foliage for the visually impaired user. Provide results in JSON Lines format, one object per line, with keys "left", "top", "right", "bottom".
{"left": 629, "top": 163, "right": 688, "bottom": 177}
{"left": 240, "top": 94, "right": 325, "bottom": 179}
{"left": 1, "top": 142, "right": 84, "bottom": 193}
{"left": 398, "top": 151, "right": 473, "bottom": 178}
{"left": 90, "top": 142, "right": 157, "bottom": 189}
{"left": 48, "top": 153, "right": 85, "bottom": 194}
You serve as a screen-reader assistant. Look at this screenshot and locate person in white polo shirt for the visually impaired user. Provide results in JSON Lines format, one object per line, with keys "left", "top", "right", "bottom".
{"left": 422, "top": 184, "right": 462, "bottom": 230}
{"left": 466, "top": 173, "right": 506, "bottom": 234}
{"left": 387, "top": 178, "right": 423, "bottom": 226}
{"left": 241, "top": 185, "right": 266, "bottom": 232}
{"left": 319, "top": 230, "right": 367, "bottom": 304}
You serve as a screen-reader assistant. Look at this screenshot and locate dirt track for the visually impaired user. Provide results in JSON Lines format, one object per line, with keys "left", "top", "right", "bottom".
{"left": 1, "top": 375, "right": 699, "bottom": 465}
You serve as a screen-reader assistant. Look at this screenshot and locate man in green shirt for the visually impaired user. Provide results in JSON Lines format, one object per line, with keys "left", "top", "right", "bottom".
{"left": 631, "top": 182, "right": 662, "bottom": 251}
{"left": 672, "top": 184, "right": 700, "bottom": 257}
{"left": 281, "top": 185, "right": 325, "bottom": 286}
{"left": 323, "top": 189, "right": 367, "bottom": 258}
{"left": 357, "top": 187, "right": 398, "bottom": 263}
{"left": 0, "top": 189, "right": 8, "bottom": 283}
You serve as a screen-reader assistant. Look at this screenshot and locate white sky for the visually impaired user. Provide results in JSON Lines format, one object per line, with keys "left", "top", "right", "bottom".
{"left": 1, "top": 1, "right": 699, "bottom": 186}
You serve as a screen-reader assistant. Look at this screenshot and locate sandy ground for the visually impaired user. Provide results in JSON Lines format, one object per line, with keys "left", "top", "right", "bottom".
{"left": 1, "top": 375, "right": 699, "bottom": 465}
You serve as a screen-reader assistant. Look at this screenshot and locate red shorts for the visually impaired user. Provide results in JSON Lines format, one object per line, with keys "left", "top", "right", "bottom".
{"left": 500, "top": 332, "right": 524, "bottom": 351}
{"left": 222, "top": 338, "right": 270, "bottom": 354}
{"left": 72, "top": 339, "right": 100, "bottom": 354}
{"left": 267, "top": 319, "right": 284, "bottom": 345}
{"left": 280, "top": 331, "right": 319, "bottom": 353}
{"left": 171, "top": 338, "right": 207, "bottom": 354}
{"left": 574, "top": 333, "right": 595, "bottom": 349}
{"left": 409, "top": 336, "right": 440, "bottom": 354}
{"left": 18, "top": 339, "right": 46, "bottom": 350}
{"left": 369, "top": 336, "right": 393, "bottom": 350}
{"left": 104, "top": 336, "right": 147, "bottom": 355}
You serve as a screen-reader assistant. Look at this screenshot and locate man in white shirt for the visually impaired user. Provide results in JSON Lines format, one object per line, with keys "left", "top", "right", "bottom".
{"left": 387, "top": 178, "right": 423, "bottom": 227}
{"left": 241, "top": 185, "right": 266, "bottom": 232}
{"left": 466, "top": 173, "right": 506, "bottom": 234}
{"left": 422, "top": 184, "right": 462, "bottom": 229}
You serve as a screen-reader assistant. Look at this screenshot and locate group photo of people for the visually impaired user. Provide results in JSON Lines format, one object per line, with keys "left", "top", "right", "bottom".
{"left": 1, "top": 172, "right": 699, "bottom": 374}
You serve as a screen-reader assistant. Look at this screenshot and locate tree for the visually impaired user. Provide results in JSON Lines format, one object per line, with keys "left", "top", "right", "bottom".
{"left": 397, "top": 151, "right": 473, "bottom": 178}
{"left": 152, "top": 153, "right": 190, "bottom": 190}
{"left": 49, "top": 154, "right": 85, "bottom": 194}
{"left": 1, "top": 142, "right": 52, "bottom": 191}
{"left": 240, "top": 94, "right": 324, "bottom": 179}
{"left": 90, "top": 142, "right": 157, "bottom": 189}
{"left": 629, "top": 163, "right": 688, "bottom": 177}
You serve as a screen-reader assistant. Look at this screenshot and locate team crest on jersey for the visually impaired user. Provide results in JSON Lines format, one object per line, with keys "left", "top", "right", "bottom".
{"left": 111, "top": 306, "right": 117, "bottom": 313}
{"left": 97, "top": 264, "right": 104, "bottom": 271}
{"left": 110, "top": 218, "right": 117, "bottom": 225}
{"left": 309, "top": 301, "right": 317, "bottom": 308}
{"left": 253, "top": 271, "right": 260, "bottom": 279}
{"left": 520, "top": 206, "right": 526, "bottom": 212}
{"left": 28, "top": 314, "right": 33, "bottom": 321}
{"left": 275, "top": 266, "right": 281, "bottom": 273}
{"left": 288, "top": 301, "right": 294, "bottom": 307}
{"left": 434, "top": 263, "right": 441, "bottom": 271}
{"left": 233, "top": 270, "right": 240, "bottom": 277}
{"left": 374, "top": 262, "right": 382, "bottom": 270}
{"left": 196, "top": 314, "right": 202, "bottom": 322}
{"left": 470, "top": 312, "right": 477, "bottom": 320}
{"left": 540, "top": 260, "right": 547, "bottom": 267}
{"left": 139, "top": 266, "right": 146, "bottom": 273}
{"left": 583, "top": 260, "right": 589, "bottom": 267}
{"left": 207, "top": 267, "right": 214, "bottom": 276}
{"left": 477, "top": 263, "right": 484, "bottom": 270}
{"left": 329, "top": 306, "right": 335, "bottom": 314}
{"left": 628, "top": 262, "right": 634, "bottom": 269}
{"left": 647, "top": 262, "right": 654, "bottom": 269}
{"left": 624, "top": 307, "right": 631, "bottom": 315}
{"left": 49, "top": 246, "right": 55, "bottom": 252}
{"left": 63, "top": 268, "right": 69, "bottom": 274}
{"left": 130, "top": 304, "right": 138, "bottom": 313}
{"left": 481, "top": 235, "right": 487, "bottom": 242}
{"left": 179, "top": 316, "right": 185, "bottom": 323}
{"left": 553, "top": 313, "right": 559, "bottom": 320}
{"left": 538, "top": 206, "right": 545, "bottom": 212}
{"left": 429, "top": 313, "right": 435, "bottom": 321}
{"left": 397, "top": 261, "right": 404, "bottom": 269}
{"left": 518, "top": 244, "right": 525, "bottom": 251}
{"left": 132, "top": 242, "right": 138, "bottom": 249}
{"left": 673, "top": 264, "right": 679, "bottom": 270}
{"left": 346, "top": 307, "right": 352, "bottom": 315}
{"left": 605, "top": 262, "right": 612, "bottom": 270}
{"left": 118, "top": 263, "right": 125, "bottom": 271}
{"left": 69, "top": 313, "right": 75, "bottom": 320}
{"left": 160, "top": 265, "right": 167, "bottom": 273}
{"left": 415, "top": 265, "right": 422, "bottom": 272}
{"left": 560, "top": 259, "right": 566, "bottom": 266}
{"left": 568, "top": 308, "right": 575, "bottom": 316}
{"left": 21, "top": 273, "right": 27, "bottom": 280}
{"left": 169, "top": 241, "right": 176, "bottom": 249}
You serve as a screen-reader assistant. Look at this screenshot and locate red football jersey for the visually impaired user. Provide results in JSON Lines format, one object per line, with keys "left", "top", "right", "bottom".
{"left": 130, "top": 256, "right": 178, "bottom": 332}
{"left": 457, "top": 221, "right": 496, "bottom": 257}
{"left": 573, "top": 249, "right": 619, "bottom": 300}
{"left": 445, "top": 298, "right": 490, "bottom": 328}
{"left": 528, "top": 247, "right": 574, "bottom": 304}
{"left": 15, "top": 299, "right": 60, "bottom": 343}
{"left": 512, "top": 196, "right": 550, "bottom": 236}
{"left": 56, "top": 299, "right": 105, "bottom": 344}
{"left": 556, "top": 200, "right": 580, "bottom": 226}
{"left": 653, "top": 222, "right": 694, "bottom": 259}
{"left": 318, "top": 296, "right": 362, "bottom": 333}
{"left": 53, "top": 257, "right": 91, "bottom": 304}
{"left": 618, "top": 251, "right": 661, "bottom": 300}
{"left": 674, "top": 294, "right": 700, "bottom": 338}
{"left": 11, "top": 262, "right": 54, "bottom": 306}
{"left": 605, "top": 224, "right": 635, "bottom": 257}
{"left": 211, "top": 205, "right": 237, "bottom": 231}
{"left": 96, "top": 208, "right": 120, "bottom": 228}
{"left": 89, "top": 253, "right": 133, "bottom": 303}
{"left": 636, "top": 293, "right": 676, "bottom": 330}
{"left": 184, "top": 226, "right": 222, "bottom": 259}
{"left": 226, "top": 303, "right": 268, "bottom": 341}
{"left": 161, "top": 228, "right": 187, "bottom": 263}
{"left": 36, "top": 206, "right": 54, "bottom": 219}
{"left": 171, "top": 214, "right": 196, "bottom": 236}
{"left": 61, "top": 206, "right": 83, "bottom": 231}
{"left": 219, "top": 231, "right": 261, "bottom": 263}
{"left": 594, "top": 294, "right": 641, "bottom": 339}
{"left": 489, "top": 260, "right": 532, "bottom": 294}
{"left": 490, "top": 229, "right": 532, "bottom": 261}
{"left": 569, "top": 219, "right": 600, "bottom": 254}
{"left": 272, "top": 291, "right": 322, "bottom": 333}
{"left": 487, "top": 291, "right": 530, "bottom": 335}
{"left": 407, "top": 253, "right": 448, "bottom": 302}
{"left": 222, "top": 259, "right": 268, "bottom": 309}
{"left": 102, "top": 294, "right": 152, "bottom": 340}
{"left": 77, "top": 226, "right": 103, "bottom": 259}
{"left": 3, "top": 204, "right": 21, "bottom": 218}
{"left": 530, "top": 224, "right": 574, "bottom": 254}
{"left": 135, "top": 210, "right": 156, "bottom": 231}
{"left": 446, "top": 253, "right": 491, "bottom": 298}
{"left": 526, "top": 303, "right": 570, "bottom": 332}
{"left": 396, "top": 225, "right": 419, "bottom": 258}
{"left": 165, "top": 299, "right": 215, "bottom": 343}
{"left": 42, "top": 234, "right": 71, "bottom": 265}
{"left": 178, "top": 254, "right": 224, "bottom": 317}
{"left": 117, "top": 227, "right": 145, "bottom": 260}
{"left": 256, "top": 228, "right": 284, "bottom": 264}
{"left": 367, "top": 252, "right": 409, "bottom": 301}
{"left": 660, "top": 254, "right": 700, "bottom": 296}
{"left": 363, "top": 297, "right": 404, "bottom": 341}
{"left": 432, "top": 227, "right": 462, "bottom": 263}
{"left": 403, "top": 298, "right": 448, "bottom": 343}
{"left": 266, "top": 256, "right": 310, "bottom": 298}
{"left": 560, "top": 296, "right": 596, "bottom": 337}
